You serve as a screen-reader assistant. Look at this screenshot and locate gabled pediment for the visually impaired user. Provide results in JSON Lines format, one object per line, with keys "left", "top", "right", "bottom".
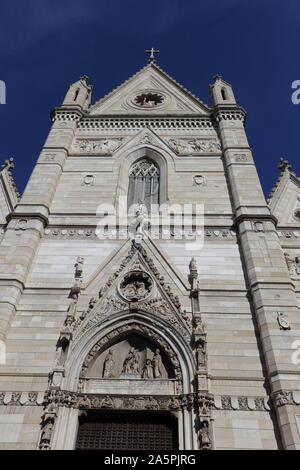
{"left": 88, "top": 63, "right": 211, "bottom": 116}
{"left": 73, "top": 240, "right": 192, "bottom": 342}
{"left": 268, "top": 170, "right": 300, "bottom": 227}
{"left": 113, "top": 127, "right": 176, "bottom": 156}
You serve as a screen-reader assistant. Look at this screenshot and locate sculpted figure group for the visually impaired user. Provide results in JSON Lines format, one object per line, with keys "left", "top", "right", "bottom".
{"left": 102, "top": 347, "right": 164, "bottom": 379}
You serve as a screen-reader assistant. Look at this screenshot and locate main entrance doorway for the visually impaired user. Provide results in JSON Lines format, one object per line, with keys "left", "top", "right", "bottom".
{"left": 75, "top": 410, "right": 179, "bottom": 450}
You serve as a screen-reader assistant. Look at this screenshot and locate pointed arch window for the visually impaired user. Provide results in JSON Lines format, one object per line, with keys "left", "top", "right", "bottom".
{"left": 127, "top": 159, "right": 160, "bottom": 212}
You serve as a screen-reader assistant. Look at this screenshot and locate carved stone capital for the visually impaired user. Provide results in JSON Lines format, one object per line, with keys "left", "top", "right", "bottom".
{"left": 196, "top": 393, "right": 214, "bottom": 416}
{"left": 180, "top": 393, "right": 194, "bottom": 411}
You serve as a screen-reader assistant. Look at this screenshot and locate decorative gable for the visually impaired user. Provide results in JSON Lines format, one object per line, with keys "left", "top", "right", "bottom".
{"left": 88, "top": 64, "right": 211, "bottom": 116}
{"left": 268, "top": 165, "right": 300, "bottom": 227}
{"left": 73, "top": 242, "right": 192, "bottom": 343}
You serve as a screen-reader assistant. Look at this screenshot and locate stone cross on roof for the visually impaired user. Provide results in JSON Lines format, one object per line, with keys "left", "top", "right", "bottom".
{"left": 145, "top": 48, "right": 160, "bottom": 64}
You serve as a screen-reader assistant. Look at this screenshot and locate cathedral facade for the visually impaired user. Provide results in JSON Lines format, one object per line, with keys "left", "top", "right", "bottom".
{"left": 0, "top": 56, "right": 300, "bottom": 450}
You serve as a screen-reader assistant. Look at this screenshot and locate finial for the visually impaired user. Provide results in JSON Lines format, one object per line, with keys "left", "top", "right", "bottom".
{"left": 80, "top": 75, "right": 89, "bottom": 83}
{"left": 213, "top": 74, "right": 222, "bottom": 82}
{"left": 1, "top": 157, "right": 14, "bottom": 171}
{"left": 278, "top": 157, "right": 292, "bottom": 172}
{"left": 145, "top": 47, "right": 160, "bottom": 64}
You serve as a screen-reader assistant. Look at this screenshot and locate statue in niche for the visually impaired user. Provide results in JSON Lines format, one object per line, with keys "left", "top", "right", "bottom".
{"left": 152, "top": 349, "right": 163, "bottom": 378}
{"left": 142, "top": 359, "right": 153, "bottom": 379}
{"left": 199, "top": 420, "right": 211, "bottom": 450}
{"left": 195, "top": 341, "right": 206, "bottom": 369}
{"left": 102, "top": 349, "right": 115, "bottom": 378}
{"left": 122, "top": 347, "right": 140, "bottom": 374}
{"left": 40, "top": 421, "right": 54, "bottom": 449}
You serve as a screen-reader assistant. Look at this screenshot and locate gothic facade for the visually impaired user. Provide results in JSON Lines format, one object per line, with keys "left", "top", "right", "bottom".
{"left": 0, "top": 58, "right": 300, "bottom": 450}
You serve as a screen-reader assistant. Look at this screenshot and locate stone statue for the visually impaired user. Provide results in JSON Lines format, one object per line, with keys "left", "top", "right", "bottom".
{"left": 284, "top": 252, "right": 296, "bottom": 276}
{"left": 102, "top": 395, "right": 113, "bottom": 408}
{"left": 62, "top": 315, "right": 75, "bottom": 333}
{"left": 74, "top": 256, "right": 84, "bottom": 277}
{"left": 77, "top": 395, "right": 91, "bottom": 409}
{"left": 142, "top": 359, "right": 153, "bottom": 379}
{"left": 193, "top": 316, "right": 205, "bottom": 334}
{"left": 132, "top": 350, "right": 140, "bottom": 373}
{"left": 196, "top": 342, "right": 206, "bottom": 369}
{"left": 122, "top": 347, "right": 140, "bottom": 374}
{"left": 67, "top": 297, "right": 77, "bottom": 316}
{"left": 1, "top": 157, "right": 14, "bottom": 171}
{"left": 146, "top": 396, "right": 159, "bottom": 410}
{"left": 54, "top": 346, "right": 64, "bottom": 367}
{"left": 152, "top": 349, "right": 163, "bottom": 378}
{"left": 167, "top": 397, "right": 180, "bottom": 410}
{"left": 295, "top": 256, "right": 300, "bottom": 275}
{"left": 39, "top": 421, "right": 54, "bottom": 449}
{"left": 129, "top": 208, "right": 150, "bottom": 237}
{"left": 102, "top": 349, "right": 115, "bottom": 378}
{"left": 88, "top": 297, "right": 97, "bottom": 311}
{"left": 199, "top": 421, "right": 211, "bottom": 449}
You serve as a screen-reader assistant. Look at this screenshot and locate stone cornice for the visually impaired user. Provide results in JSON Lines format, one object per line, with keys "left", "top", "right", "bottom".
{"left": 1, "top": 389, "right": 289, "bottom": 412}
{"left": 50, "top": 107, "right": 84, "bottom": 122}
{"left": 212, "top": 105, "right": 247, "bottom": 123}
{"left": 234, "top": 213, "right": 278, "bottom": 227}
{"left": 77, "top": 116, "right": 215, "bottom": 131}
{"left": 6, "top": 212, "right": 49, "bottom": 227}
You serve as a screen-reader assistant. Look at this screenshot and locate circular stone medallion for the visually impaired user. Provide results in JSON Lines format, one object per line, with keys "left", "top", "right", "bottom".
{"left": 118, "top": 271, "right": 153, "bottom": 302}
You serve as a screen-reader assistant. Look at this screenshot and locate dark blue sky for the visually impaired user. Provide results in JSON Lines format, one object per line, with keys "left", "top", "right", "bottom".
{"left": 0, "top": 0, "right": 299, "bottom": 196}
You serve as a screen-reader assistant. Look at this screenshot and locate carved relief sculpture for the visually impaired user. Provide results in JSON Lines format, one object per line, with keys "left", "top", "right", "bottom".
{"left": 74, "top": 256, "right": 84, "bottom": 278}
{"left": 122, "top": 347, "right": 140, "bottom": 374}
{"left": 141, "top": 359, "right": 153, "bottom": 379}
{"left": 72, "top": 138, "right": 123, "bottom": 154}
{"left": 152, "top": 349, "right": 163, "bottom": 378}
{"left": 102, "top": 349, "right": 115, "bottom": 378}
{"left": 277, "top": 311, "right": 291, "bottom": 330}
{"left": 198, "top": 420, "right": 212, "bottom": 450}
{"left": 193, "top": 175, "right": 206, "bottom": 187}
{"left": 195, "top": 341, "right": 206, "bottom": 369}
{"left": 119, "top": 271, "right": 153, "bottom": 302}
{"left": 169, "top": 138, "right": 221, "bottom": 154}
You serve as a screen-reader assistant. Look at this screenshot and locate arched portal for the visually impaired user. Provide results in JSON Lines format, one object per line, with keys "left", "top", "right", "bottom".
{"left": 50, "top": 315, "right": 198, "bottom": 450}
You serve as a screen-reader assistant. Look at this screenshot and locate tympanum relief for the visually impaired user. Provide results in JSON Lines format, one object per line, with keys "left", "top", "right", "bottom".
{"left": 87, "top": 336, "right": 172, "bottom": 380}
